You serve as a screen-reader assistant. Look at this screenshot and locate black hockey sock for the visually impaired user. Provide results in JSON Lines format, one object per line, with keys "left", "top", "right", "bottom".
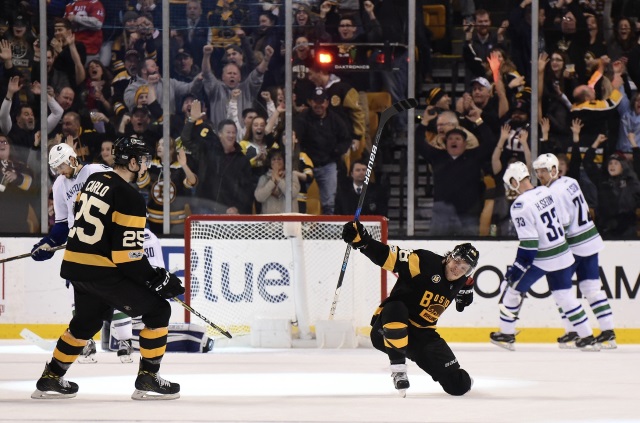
{"left": 382, "top": 321, "right": 408, "bottom": 364}
{"left": 138, "top": 327, "right": 168, "bottom": 373}
{"left": 50, "top": 330, "right": 88, "bottom": 373}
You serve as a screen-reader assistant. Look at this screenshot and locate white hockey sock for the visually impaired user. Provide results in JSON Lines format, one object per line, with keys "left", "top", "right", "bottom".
{"left": 498, "top": 287, "right": 523, "bottom": 334}
{"left": 585, "top": 291, "right": 615, "bottom": 331}
{"left": 552, "top": 289, "right": 592, "bottom": 338}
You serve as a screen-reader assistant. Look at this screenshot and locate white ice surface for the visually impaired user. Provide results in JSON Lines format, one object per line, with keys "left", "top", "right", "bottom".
{"left": 0, "top": 340, "right": 638, "bottom": 423}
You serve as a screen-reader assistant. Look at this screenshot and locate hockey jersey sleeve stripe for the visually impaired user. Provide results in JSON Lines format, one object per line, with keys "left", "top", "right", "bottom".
{"left": 17, "top": 174, "right": 33, "bottom": 190}
{"left": 519, "top": 239, "right": 538, "bottom": 249}
{"left": 111, "top": 211, "right": 146, "bottom": 228}
{"left": 63, "top": 251, "right": 117, "bottom": 267}
{"left": 408, "top": 253, "right": 421, "bottom": 278}
{"left": 381, "top": 246, "right": 398, "bottom": 272}
{"left": 112, "top": 249, "right": 145, "bottom": 264}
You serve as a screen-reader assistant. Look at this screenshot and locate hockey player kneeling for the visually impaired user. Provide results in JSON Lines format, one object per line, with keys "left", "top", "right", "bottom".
{"left": 342, "top": 221, "right": 478, "bottom": 397}
{"left": 31, "top": 136, "right": 185, "bottom": 401}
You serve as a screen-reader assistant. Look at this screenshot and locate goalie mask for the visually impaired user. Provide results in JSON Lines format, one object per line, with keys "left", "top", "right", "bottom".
{"left": 503, "top": 161, "right": 529, "bottom": 198}
{"left": 48, "top": 143, "right": 79, "bottom": 176}
{"left": 532, "top": 153, "right": 559, "bottom": 187}
{"left": 447, "top": 243, "right": 479, "bottom": 277}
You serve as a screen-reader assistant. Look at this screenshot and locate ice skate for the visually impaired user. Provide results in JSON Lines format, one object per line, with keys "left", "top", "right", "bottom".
{"left": 490, "top": 331, "right": 516, "bottom": 351}
{"left": 31, "top": 363, "right": 78, "bottom": 399}
{"left": 575, "top": 335, "right": 601, "bottom": 352}
{"left": 131, "top": 369, "right": 180, "bottom": 400}
{"left": 77, "top": 338, "right": 97, "bottom": 364}
{"left": 390, "top": 364, "right": 410, "bottom": 398}
{"left": 595, "top": 330, "right": 617, "bottom": 350}
{"left": 557, "top": 331, "right": 579, "bottom": 349}
{"left": 117, "top": 339, "right": 134, "bottom": 363}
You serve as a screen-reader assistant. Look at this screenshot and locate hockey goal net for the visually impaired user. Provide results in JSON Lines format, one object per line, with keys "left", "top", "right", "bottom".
{"left": 184, "top": 215, "right": 388, "bottom": 341}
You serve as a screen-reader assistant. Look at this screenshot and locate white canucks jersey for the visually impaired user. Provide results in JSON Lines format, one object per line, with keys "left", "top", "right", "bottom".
{"left": 143, "top": 228, "right": 165, "bottom": 268}
{"left": 52, "top": 163, "right": 111, "bottom": 228}
{"left": 547, "top": 176, "right": 604, "bottom": 257}
{"left": 510, "top": 186, "right": 574, "bottom": 272}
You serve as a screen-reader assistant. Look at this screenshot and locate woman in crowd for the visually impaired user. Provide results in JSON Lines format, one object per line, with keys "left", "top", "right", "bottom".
{"left": 254, "top": 149, "right": 300, "bottom": 214}
{"left": 83, "top": 60, "right": 113, "bottom": 120}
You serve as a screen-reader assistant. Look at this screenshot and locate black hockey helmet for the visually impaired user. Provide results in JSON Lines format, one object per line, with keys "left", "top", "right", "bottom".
{"left": 112, "top": 136, "right": 150, "bottom": 166}
{"left": 449, "top": 243, "right": 479, "bottom": 276}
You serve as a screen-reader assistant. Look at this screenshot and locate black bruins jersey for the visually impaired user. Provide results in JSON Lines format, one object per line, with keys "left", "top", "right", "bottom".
{"left": 61, "top": 171, "right": 156, "bottom": 285}
{"left": 362, "top": 241, "right": 469, "bottom": 328}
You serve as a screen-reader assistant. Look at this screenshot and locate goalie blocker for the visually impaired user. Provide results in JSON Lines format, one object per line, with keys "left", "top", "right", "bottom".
{"left": 103, "top": 318, "right": 214, "bottom": 353}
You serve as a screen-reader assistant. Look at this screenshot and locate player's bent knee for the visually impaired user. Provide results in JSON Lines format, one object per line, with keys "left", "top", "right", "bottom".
{"left": 551, "top": 288, "right": 575, "bottom": 310}
{"left": 69, "top": 318, "right": 104, "bottom": 341}
{"left": 141, "top": 299, "right": 172, "bottom": 329}
{"left": 439, "top": 368, "right": 472, "bottom": 396}
{"left": 579, "top": 279, "right": 602, "bottom": 297}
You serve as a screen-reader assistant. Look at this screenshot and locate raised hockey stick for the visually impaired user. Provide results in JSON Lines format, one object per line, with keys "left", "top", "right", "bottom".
{"left": 329, "top": 98, "right": 419, "bottom": 319}
{"left": 0, "top": 244, "right": 67, "bottom": 264}
{"left": 172, "top": 297, "right": 233, "bottom": 339}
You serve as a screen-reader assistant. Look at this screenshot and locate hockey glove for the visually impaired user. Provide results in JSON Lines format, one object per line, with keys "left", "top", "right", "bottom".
{"left": 147, "top": 268, "right": 185, "bottom": 299}
{"left": 341, "top": 220, "right": 372, "bottom": 249}
{"left": 505, "top": 262, "right": 529, "bottom": 285}
{"left": 31, "top": 237, "right": 56, "bottom": 261}
{"left": 455, "top": 277, "right": 474, "bottom": 312}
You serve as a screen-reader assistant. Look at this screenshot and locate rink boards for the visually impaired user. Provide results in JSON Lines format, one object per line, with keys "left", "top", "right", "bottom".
{"left": 1, "top": 237, "right": 639, "bottom": 343}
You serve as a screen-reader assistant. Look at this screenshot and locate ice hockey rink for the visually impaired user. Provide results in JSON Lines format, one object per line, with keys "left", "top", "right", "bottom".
{"left": 0, "top": 341, "right": 638, "bottom": 423}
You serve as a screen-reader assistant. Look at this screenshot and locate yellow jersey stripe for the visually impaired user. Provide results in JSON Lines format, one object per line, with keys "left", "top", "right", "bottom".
{"left": 112, "top": 211, "right": 146, "bottom": 228}
{"left": 64, "top": 251, "right": 117, "bottom": 268}
{"left": 382, "top": 247, "right": 398, "bottom": 272}
{"left": 408, "top": 254, "right": 420, "bottom": 277}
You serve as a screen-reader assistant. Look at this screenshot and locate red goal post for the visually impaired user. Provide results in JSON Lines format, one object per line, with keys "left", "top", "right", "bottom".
{"left": 184, "top": 215, "right": 388, "bottom": 340}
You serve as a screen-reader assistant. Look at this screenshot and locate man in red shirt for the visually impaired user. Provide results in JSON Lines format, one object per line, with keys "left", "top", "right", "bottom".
{"left": 64, "top": 0, "right": 105, "bottom": 63}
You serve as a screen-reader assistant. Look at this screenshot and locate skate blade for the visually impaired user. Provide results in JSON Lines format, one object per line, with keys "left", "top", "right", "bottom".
{"left": 558, "top": 343, "right": 577, "bottom": 350}
{"left": 490, "top": 339, "right": 515, "bottom": 351}
{"left": 118, "top": 354, "right": 134, "bottom": 364}
{"left": 31, "top": 389, "right": 76, "bottom": 400}
{"left": 77, "top": 355, "right": 97, "bottom": 364}
{"left": 578, "top": 344, "right": 601, "bottom": 352}
{"left": 131, "top": 389, "right": 180, "bottom": 401}
{"left": 599, "top": 340, "right": 617, "bottom": 350}
{"left": 397, "top": 389, "right": 407, "bottom": 398}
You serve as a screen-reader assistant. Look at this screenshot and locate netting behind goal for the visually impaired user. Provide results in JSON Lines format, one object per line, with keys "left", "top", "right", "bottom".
{"left": 184, "top": 215, "right": 387, "bottom": 341}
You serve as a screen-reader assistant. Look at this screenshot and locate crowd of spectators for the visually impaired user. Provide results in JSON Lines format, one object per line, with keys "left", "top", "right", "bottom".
{"left": 416, "top": 0, "right": 640, "bottom": 239}
{"left": 0, "top": 0, "right": 639, "bottom": 240}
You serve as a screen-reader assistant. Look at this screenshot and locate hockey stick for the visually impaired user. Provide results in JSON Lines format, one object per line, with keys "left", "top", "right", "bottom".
{"left": 172, "top": 297, "right": 233, "bottom": 339}
{"left": 329, "top": 98, "right": 419, "bottom": 319}
{"left": 0, "top": 244, "right": 66, "bottom": 264}
{"left": 20, "top": 328, "right": 56, "bottom": 351}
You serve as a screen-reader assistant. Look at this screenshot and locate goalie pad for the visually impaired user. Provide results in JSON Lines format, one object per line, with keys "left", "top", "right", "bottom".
{"left": 107, "top": 319, "right": 213, "bottom": 353}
